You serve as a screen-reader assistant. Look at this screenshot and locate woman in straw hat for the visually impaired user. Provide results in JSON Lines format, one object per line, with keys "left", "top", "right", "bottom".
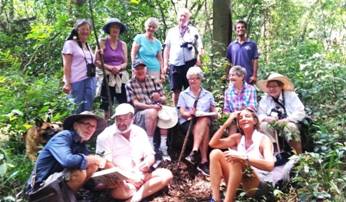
{"left": 95, "top": 18, "right": 129, "bottom": 120}
{"left": 257, "top": 72, "right": 306, "bottom": 154}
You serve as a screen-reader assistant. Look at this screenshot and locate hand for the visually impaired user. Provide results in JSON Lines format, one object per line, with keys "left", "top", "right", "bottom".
{"left": 137, "top": 160, "right": 150, "bottom": 172}
{"left": 111, "top": 66, "right": 120, "bottom": 74}
{"left": 265, "top": 116, "right": 278, "bottom": 123}
{"left": 249, "top": 75, "right": 257, "bottom": 84}
{"left": 152, "top": 103, "right": 162, "bottom": 110}
{"left": 63, "top": 83, "right": 71, "bottom": 94}
{"left": 224, "top": 149, "right": 247, "bottom": 163}
{"left": 160, "top": 73, "right": 166, "bottom": 83}
{"left": 151, "top": 92, "right": 161, "bottom": 102}
{"left": 163, "top": 64, "right": 169, "bottom": 75}
{"left": 224, "top": 111, "right": 239, "bottom": 127}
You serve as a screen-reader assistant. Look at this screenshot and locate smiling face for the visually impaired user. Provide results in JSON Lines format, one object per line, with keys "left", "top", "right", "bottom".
{"left": 267, "top": 80, "right": 283, "bottom": 98}
{"left": 134, "top": 65, "right": 147, "bottom": 81}
{"left": 235, "top": 22, "right": 246, "bottom": 37}
{"left": 237, "top": 109, "right": 258, "bottom": 132}
{"left": 228, "top": 71, "right": 244, "bottom": 84}
{"left": 74, "top": 118, "right": 97, "bottom": 142}
{"left": 145, "top": 23, "right": 157, "bottom": 36}
{"left": 187, "top": 75, "right": 202, "bottom": 89}
{"left": 77, "top": 23, "right": 91, "bottom": 43}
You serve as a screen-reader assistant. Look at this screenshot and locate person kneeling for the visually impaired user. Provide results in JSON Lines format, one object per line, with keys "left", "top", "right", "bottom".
{"left": 26, "top": 112, "right": 107, "bottom": 195}
{"left": 209, "top": 109, "right": 275, "bottom": 202}
{"left": 96, "top": 103, "right": 173, "bottom": 202}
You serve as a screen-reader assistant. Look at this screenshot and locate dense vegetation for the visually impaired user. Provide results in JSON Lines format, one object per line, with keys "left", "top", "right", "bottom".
{"left": 0, "top": 0, "right": 345, "bottom": 201}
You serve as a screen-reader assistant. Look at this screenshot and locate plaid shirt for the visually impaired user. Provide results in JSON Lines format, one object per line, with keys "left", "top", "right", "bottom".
{"left": 223, "top": 82, "right": 257, "bottom": 113}
{"left": 125, "top": 75, "right": 164, "bottom": 105}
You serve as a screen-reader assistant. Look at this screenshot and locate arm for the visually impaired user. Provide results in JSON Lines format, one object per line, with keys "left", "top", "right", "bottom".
{"left": 163, "top": 42, "right": 170, "bottom": 75}
{"left": 119, "top": 41, "right": 128, "bottom": 70}
{"left": 286, "top": 92, "right": 306, "bottom": 123}
{"left": 209, "top": 112, "right": 239, "bottom": 149}
{"left": 62, "top": 54, "right": 72, "bottom": 94}
{"left": 157, "top": 50, "right": 164, "bottom": 80}
{"left": 131, "top": 41, "right": 140, "bottom": 64}
{"left": 249, "top": 59, "right": 259, "bottom": 83}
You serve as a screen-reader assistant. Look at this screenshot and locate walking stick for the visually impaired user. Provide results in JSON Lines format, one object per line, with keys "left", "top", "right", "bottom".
{"left": 88, "top": 0, "right": 113, "bottom": 119}
{"left": 178, "top": 92, "right": 201, "bottom": 163}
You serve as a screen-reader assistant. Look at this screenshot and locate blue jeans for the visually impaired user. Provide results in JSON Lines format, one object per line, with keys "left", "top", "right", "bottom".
{"left": 70, "top": 77, "right": 96, "bottom": 114}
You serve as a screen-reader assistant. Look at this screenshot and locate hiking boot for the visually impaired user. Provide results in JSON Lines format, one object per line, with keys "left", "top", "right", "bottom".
{"left": 185, "top": 150, "right": 199, "bottom": 165}
{"left": 197, "top": 162, "right": 210, "bottom": 176}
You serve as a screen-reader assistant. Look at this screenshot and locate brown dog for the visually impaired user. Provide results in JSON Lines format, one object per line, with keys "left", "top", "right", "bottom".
{"left": 24, "top": 121, "right": 62, "bottom": 161}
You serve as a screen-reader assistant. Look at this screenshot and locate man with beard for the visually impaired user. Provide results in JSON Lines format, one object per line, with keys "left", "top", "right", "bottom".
{"left": 226, "top": 20, "right": 259, "bottom": 84}
{"left": 96, "top": 103, "right": 173, "bottom": 202}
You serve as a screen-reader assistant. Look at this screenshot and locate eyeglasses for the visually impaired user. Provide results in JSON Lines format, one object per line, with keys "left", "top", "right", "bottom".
{"left": 78, "top": 121, "right": 97, "bottom": 129}
{"left": 188, "top": 77, "right": 201, "bottom": 81}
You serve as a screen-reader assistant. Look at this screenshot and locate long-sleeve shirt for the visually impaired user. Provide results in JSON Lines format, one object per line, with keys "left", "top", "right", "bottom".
{"left": 258, "top": 91, "right": 305, "bottom": 123}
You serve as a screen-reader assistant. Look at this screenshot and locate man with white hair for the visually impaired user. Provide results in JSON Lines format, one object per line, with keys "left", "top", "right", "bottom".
{"left": 163, "top": 8, "right": 204, "bottom": 105}
{"left": 96, "top": 103, "right": 173, "bottom": 202}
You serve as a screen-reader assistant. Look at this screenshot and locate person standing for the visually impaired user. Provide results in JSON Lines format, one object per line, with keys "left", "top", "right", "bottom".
{"left": 62, "top": 19, "right": 96, "bottom": 114}
{"left": 95, "top": 18, "right": 129, "bottom": 120}
{"left": 163, "top": 8, "right": 204, "bottom": 105}
{"left": 226, "top": 20, "right": 259, "bottom": 84}
{"left": 131, "top": 17, "right": 163, "bottom": 80}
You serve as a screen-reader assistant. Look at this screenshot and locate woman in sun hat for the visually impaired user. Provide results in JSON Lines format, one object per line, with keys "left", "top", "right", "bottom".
{"left": 95, "top": 18, "right": 129, "bottom": 120}
{"left": 257, "top": 72, "right": 306, "bottom": 154}
{"left": 62, "top": 19, "right": 96, "bottom": 114}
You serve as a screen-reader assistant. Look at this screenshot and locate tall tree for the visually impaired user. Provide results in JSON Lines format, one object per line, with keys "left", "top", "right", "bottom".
{"left": 212, "top": 0, "right": 231, "bottom": 55}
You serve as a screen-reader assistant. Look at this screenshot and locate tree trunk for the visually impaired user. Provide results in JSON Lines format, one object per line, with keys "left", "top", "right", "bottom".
{"left": 212, "top": 0, "right": 232, "bottom": 55}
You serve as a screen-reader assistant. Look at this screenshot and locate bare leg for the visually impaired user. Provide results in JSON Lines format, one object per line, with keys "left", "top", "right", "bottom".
{"left": 144, "top": 109, "right": 159, "bottom": 137}
{"left": 172, "top": 90, "right": 180, "bottom": 106}
{"left": 198, "top": 118, "right": 210, "bottom": 163}
{"left": 130, "top": 168, "right": 173, "bottom": 202}
{"left": 192, "top": 117, "right": 209, "bottom": 153}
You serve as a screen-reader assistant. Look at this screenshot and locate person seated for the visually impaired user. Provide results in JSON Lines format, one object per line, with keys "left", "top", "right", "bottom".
{"left": 125, "top": 59, "right": 169, "bottom": 158}
{"left": 177, "top": 66, "right": 217, "bottom": 176}
{"left": 96, "top": 103, "right": 173, "bottom": 202}
{"left": 257, "top": 73, "right": 305, "bottom": 154}
{"left": 209, "top": 108, "right": 275, "bottom": 202}
{"left": 223, "top": 66, "right": 257, "bottom": 133}
{"left": 25, "top": 111, "right": 107, "bottom": 194}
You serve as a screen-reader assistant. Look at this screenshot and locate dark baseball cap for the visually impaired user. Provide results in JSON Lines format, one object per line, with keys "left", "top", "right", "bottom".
{"left": 132, "top": 59, "right": 146, "bottom": 69}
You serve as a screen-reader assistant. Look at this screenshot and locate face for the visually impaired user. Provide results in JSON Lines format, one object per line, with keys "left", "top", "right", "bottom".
{"left": 267, "top": 81, "right": 283, "bottom": 98}
{"left": 77, "top": 23, "right": 91, "bottom": 42}
{"left": 109, "top": 24, "right": 121, "bottom": 37}
{"left": 134, "top": 65, "right": 147, "bottom": 81}
{"left": 235, "top": 22, "right": 246, "bottom": 37}
{"left": 178, "top": 12, "right": 190, "bottom": 27}
{"left": 238, "top": 109, "right": 257, "bottom": 131}
{"left": 115, "top": 113, "right": 133, "bottom": 132}
{"left": 146, "top": 23, "right": 157, "bottom": 34}
{"left": 228, "top": 71, "right": 244, "bottom": 84}
{"left": 74, "top": 118, "right": 97, "bottom": 142}
{"left": 188, "top": 75, "right": 202, "bottom": 88}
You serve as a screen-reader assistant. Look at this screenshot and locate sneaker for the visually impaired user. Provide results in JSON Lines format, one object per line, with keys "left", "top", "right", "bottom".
{"left": 161, "top": 149, "right": 171, "bottom": 161}
{"left": 197, "top": 162, "right": 210, "bottom": 176}
{"left": 185, "top": 150, "right": 199, "bottom": 165}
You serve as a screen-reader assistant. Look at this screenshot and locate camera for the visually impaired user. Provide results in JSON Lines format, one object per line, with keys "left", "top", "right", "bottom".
{"left": 269, "top": 106, "right": 287, "bottom": 119}
{"left": 86, "top": 63, "right": 96, "bottom": 77}
{"left": 180, "top": 42, "right": 193, "bottom": 50}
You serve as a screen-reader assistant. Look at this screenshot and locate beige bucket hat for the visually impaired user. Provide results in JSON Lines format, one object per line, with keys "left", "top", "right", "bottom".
{"left": 257, "top": 73, "right": 295, "bottom": 92}
{"left": 157, "top": 106, "right": 178, "bottom": 129}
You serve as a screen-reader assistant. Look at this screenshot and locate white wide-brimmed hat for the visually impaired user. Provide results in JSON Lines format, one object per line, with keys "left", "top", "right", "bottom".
{"left": 256, "top": 73, "right": 295, "bottom": 92}
{"left": 157, "top": 106, "right": 178, "bottom": 129}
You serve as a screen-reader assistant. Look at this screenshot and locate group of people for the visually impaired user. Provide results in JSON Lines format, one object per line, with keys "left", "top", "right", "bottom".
{"left": 26, "top": 8, "right": 308, "bottom": 202}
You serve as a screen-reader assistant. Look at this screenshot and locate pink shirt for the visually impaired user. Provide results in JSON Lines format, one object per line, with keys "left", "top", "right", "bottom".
{"left": 62, "top": 40, "right": 94, "bottom": 83}
{"left": 96, "top": 124, "right": 154, "bottom": 171}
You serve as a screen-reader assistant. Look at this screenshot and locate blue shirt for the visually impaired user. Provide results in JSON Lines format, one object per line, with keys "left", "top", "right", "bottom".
{"left": 27, "top": 130, "right": 89, "bottom": 191}
{"left": 177, "top": 87, "right": 216, "bottom": 124}
{"left": 133, "top": 34, "right": 162, "bottom": 72}
{"left": 226, "top": 39, "right": 259, "bottom": 83}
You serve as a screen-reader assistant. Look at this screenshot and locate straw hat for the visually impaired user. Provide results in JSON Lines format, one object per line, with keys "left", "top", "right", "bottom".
{"left": 63, "top": 111, "right": 107, "bottom": 134}
{"left": 256, "top": 73, "right": 295, "bottom": 92}
{"left": 157, "top": 106, "right": 178, "bottom": 129}
{"left": 103, "top": 18, "right": 127, "bottom": 34}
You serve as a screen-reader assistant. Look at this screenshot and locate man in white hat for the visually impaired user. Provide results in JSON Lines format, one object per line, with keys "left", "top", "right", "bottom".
{"left": 26, "top": 111, "right": 107, "bottom": 195}
{"left": 96, "top": 103, "right": 173, "bottom": 201}
{"left": 257, "top": 73, "right": 306, "bottom": 154}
